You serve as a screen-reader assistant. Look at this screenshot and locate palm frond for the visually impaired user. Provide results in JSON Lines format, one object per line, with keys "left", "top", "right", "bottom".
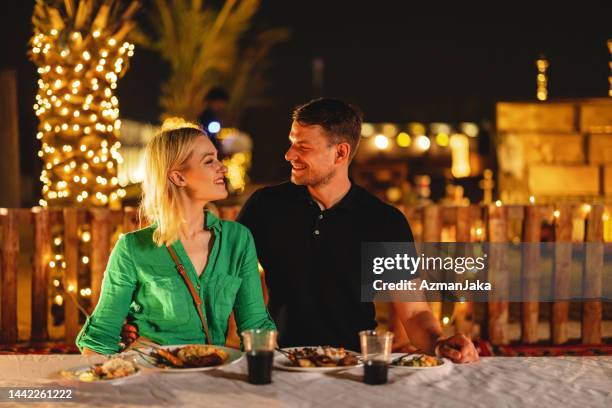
{"left": 140, "top": 0, "right": 286, "bottom": 121}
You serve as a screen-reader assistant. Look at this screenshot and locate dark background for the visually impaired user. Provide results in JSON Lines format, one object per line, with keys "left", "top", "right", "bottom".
{"left": 2, "top": 1, "right": 611, "bottom": 203}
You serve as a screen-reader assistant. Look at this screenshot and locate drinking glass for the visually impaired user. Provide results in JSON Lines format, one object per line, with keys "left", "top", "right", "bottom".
{"left": 359, "top": 330, "right": 393, "bottom": 385}
{"left": 241, "top": 329, "right": 277, "bottom": 385}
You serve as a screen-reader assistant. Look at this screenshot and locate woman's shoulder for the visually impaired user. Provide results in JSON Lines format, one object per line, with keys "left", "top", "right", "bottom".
{"left": 122, "top": 224, "right": 157, "bottom": 245}
{"left": 221, "top": 220, "right": 254, "bottom": 248}
{"left": 118, "top": 225, "right": 167, "bottom": 260}
{"left": 219, "top": 219, "right": 254, "bottom": 242}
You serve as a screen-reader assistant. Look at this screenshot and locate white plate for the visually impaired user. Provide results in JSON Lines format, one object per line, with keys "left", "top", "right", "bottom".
{"left": 60, "top": 362, "right": 141, "bottom": 384}
{"left": 133, "top": 344, "right": 243, "bottom": 372}
{"left": 273, "top": 346, "right": 363, "bottom": 372}
{"left": 389, "top": 353, "right": 451, "bottom": 370}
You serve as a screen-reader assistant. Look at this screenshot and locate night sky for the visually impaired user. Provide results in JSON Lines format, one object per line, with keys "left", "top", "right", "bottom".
{"left": 2, "top": 1, "right": 611, "bottom": 203}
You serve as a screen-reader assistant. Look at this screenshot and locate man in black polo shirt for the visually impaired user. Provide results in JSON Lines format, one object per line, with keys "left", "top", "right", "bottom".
{"left": 238, "top": 98, "right": 478, "bottom": 362}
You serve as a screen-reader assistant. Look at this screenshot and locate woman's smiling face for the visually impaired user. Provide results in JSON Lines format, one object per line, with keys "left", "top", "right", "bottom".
{"left": 177, "top": 136, "right": 228, "bottom": 202}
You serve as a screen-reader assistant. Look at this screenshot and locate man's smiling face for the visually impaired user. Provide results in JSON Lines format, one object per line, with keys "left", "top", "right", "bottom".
{"left": 284, "top": 120, "right": 338, "bottom": 187}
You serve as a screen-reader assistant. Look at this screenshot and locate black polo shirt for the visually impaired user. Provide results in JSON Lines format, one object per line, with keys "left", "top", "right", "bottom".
{"left": 237, "top": 181, "right": 416, "bottom": 351}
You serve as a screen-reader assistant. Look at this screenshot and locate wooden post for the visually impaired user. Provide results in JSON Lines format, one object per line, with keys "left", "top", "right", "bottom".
{"left": 551, "top": 204, "right": 572, "bottom": 345}
{"left": 0, "top": 209, "right": 19, "bottom": 343}
{"left": 521, "top": 206, "right": 542, "bottom": 344}
{"left": 582, "top": 204, "right": 603, "bottom": 344}
{"left": 0, "top": 71, "right": 21, "bottom": 208}
{"left": 423, "top": 205, "right": 442, "bottom": 320}
{"left": 453, "top": 206, "right": 474, "bottom": 336}
{"left": 487, "top": 204, "right": 509, "bottom": 345}
{"left": 90, "top": 208, "right": 111, "bottom": 309}
{"left": 31, "top": 208, "right": 51, "bottom": 342}
{"left": 405, "top": 207, "right": 423, "bottom": 242}
{"left": 63, "top": 208, "right": 80, "bottom": 344}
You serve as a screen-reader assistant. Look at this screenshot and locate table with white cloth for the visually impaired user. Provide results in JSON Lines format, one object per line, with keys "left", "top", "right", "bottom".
{"left": 0, "top": 354, "right": 610, "bottom": 407}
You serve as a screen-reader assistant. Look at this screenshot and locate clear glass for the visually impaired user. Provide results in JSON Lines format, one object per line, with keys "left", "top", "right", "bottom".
{"left": 241, "top": 329, "right": 277, "bottom": 385}
{"left": 241, "top": 329, "right": 277, "bottom": 352}
{"left": 359, "top": 330, "right": 394, "bottom": 362}
{"left": 359, "top": 330, "right": 394, "bottom": 385}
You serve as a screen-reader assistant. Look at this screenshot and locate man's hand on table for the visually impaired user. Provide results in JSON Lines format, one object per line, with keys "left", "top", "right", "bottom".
{"left": 435, "top": 334, "right": 479, "bottom": 363}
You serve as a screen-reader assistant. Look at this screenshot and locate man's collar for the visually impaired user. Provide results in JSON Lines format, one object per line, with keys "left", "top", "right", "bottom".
{"left": 293, "top": 180, "right": 359, "bottom": 211}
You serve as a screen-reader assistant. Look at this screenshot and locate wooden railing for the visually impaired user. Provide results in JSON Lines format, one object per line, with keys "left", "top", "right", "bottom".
{"left": 396, "top": 203, "right": 607, "bottom": 346}
{"left": 0, "top": 204, "right": 608, "bottom": 347}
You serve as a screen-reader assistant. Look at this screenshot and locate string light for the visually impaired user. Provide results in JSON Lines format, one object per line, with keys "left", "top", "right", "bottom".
{"left": 536, "top": 56, "right": 549, "bottom": 101}
{"left": 608, "top": 39, "right": 612, "bottom": 97}
{"left": 29, "top": 1, "right": 137, "bottom": 208}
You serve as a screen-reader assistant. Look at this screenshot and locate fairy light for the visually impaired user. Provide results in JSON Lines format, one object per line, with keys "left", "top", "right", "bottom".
{"left": 608, "top": 39, "right": 612, "bottom": 97}
{"left": 536, "top": 56, "right": 549, "bottom": 101}
{"left": 582, "top": 203, "right": 592, "bottom": 216}
{"left": 28, "top": 0, "right": 137, "bottom": 208}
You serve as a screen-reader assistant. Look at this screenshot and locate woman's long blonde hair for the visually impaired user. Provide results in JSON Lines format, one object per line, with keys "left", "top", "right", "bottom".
{"left": 140, "top": 120, "right": 206, "bottom": 246}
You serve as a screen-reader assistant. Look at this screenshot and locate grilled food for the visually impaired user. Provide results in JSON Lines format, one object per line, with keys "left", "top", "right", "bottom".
{"left": 151, "top": 345, "right": 229, "bottom": 368}
{"left": 285, "top": 346, "right": 359, "bottom": 368}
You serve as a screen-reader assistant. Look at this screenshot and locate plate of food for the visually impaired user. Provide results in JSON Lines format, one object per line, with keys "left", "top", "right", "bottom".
{"left": 61, "top": 357, "right": 141, "bottom": 384}
{"left": 274, "top": 346, "right": 362, "bottom": 372}
{"left": 132, "top": 344, "right": 243, "bottom": 372}
{"left": 389, "top": 353, "right": 450, "bottom": 370}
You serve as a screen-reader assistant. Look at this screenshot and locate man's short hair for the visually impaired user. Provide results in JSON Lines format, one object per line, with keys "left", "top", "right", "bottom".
{"left": 292, "top": 97, "right": 363, "bottom": 160}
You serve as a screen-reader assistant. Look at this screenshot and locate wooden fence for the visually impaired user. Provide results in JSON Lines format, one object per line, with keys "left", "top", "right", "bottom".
{"left": 0, "top": 204, "right": 607, "bottom": 347}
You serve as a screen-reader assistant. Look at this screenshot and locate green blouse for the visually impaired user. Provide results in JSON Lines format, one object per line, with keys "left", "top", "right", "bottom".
{"left": 76, "top": 211, "right": 276, "bottom": 354}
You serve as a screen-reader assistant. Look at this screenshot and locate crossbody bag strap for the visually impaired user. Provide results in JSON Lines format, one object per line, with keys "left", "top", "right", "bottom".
{"left": 166, "top": 245, "right": 212, "bottom": 344}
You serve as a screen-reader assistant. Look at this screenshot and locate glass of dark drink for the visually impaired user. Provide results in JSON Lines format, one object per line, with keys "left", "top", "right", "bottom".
{"left": 359, "top": 330, "right": 394, "bottom": 385}
{"left": 241, "top": 329, "right": 277, "bottom": 385}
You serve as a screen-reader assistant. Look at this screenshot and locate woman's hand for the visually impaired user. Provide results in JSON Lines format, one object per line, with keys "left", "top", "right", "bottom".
{"left": 81, "top": 347, "right": 103, "bottom": 356}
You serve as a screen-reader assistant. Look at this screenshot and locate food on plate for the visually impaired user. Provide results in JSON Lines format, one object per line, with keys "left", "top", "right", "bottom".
{"left": 75, "top": 357, "right": 138, "bottom": 381}
{"left": 392, "top": 354, "right": 441, "bottom": 367}
{"left": 285, "top": 346, "right": 359, "bottom": 368}
{"left": 149, "top": 345, "right": 229, "bottom": 368}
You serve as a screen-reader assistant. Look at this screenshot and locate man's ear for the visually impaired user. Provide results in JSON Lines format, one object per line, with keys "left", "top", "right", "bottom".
{"left": 168, "top": 170, "right": 186, "bottom": 187}
{"left": 335, "top": 142, "right": 351, "bottom": 164}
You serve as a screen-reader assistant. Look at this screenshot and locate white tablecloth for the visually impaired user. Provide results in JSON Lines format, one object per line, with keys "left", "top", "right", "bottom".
{"left": 0, "top": 354, "right": 610, "bottom": 407}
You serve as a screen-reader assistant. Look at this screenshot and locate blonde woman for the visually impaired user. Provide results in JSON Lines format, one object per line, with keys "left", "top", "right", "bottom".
{"left": 77, "top": 123, "right": 275, "bottom": 355}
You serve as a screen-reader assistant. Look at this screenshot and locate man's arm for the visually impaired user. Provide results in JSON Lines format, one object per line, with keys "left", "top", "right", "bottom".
{"left": 386, "top": 208, "right": 479, "bottom": 363}
{"left": 393, "top": 296, "right": 479, "bottom": 363}
{"left": 392, "top": 294, "right": 478, "bottom": 363}
{"left": 391, "top": 284, "right": 441, "bottom": 355}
